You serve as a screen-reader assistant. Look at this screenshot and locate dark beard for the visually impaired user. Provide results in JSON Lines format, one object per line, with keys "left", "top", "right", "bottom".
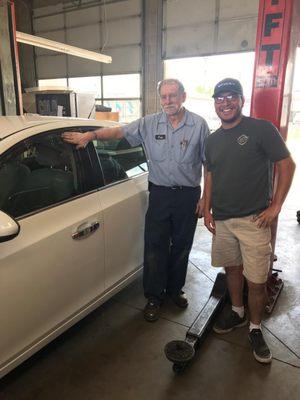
{"left": 220, "top": 110, "right": 242, "bottom": 125}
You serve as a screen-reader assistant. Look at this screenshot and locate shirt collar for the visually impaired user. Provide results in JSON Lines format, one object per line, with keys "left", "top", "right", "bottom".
{"left": 158, "top": 108, "right": 195, "bottom": 127}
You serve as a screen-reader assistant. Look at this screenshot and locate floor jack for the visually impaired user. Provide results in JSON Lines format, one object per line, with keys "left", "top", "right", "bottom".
{"left": 164, "top": 273, "right": 227, "bottom": 373}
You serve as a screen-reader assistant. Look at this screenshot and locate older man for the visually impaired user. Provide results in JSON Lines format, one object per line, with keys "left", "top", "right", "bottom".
{"left": 63, "top": 79, "right": 209, "bottom": 322}
{"left": 204, "top": 78, "right": 295, "bottom": 363}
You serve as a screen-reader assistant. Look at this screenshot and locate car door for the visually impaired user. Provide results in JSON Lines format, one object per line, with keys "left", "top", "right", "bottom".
{"left": 0, "top": 128, "right": 105, "bottom": 375}
{"left": 89, "top": 136, "right": 149, "bottom": 289}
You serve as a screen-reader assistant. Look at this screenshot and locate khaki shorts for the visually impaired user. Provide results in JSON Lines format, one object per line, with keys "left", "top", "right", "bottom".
{"left": 211, "top": 215, "right": 272, "bottom": 284}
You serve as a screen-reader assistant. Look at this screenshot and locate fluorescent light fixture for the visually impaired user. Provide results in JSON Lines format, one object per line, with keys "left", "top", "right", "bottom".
{"left": 16, "top": 31, "right": 112, "bottom": 64}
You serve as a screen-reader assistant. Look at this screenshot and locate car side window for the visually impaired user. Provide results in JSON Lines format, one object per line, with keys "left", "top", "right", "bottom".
{"left": 92, "top": 136, "right": 148, "bottom": 185}
{"left": 0, "top": 131, "right": 87, "bottom": 218}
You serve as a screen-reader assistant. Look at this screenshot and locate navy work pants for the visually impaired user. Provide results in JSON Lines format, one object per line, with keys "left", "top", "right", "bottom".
{"left": 143, "top": 183, "right": 200, "bottom": 301}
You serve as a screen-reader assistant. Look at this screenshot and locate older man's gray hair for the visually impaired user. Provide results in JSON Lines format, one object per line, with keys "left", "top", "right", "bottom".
{"left": 157, "top": 79, "right": 185, "bottom": 95}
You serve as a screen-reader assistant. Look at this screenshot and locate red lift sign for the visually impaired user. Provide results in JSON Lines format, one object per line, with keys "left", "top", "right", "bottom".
{"left": 250, "top": 0, "right": 298, "bottom": 133}
{"left": 255, "top": 0, "right": 285, "bottom": 88}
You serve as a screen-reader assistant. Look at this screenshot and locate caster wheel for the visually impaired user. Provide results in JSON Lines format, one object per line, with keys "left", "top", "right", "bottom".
{"left": 164, "top": 340, "right": 195, "bottom": 363}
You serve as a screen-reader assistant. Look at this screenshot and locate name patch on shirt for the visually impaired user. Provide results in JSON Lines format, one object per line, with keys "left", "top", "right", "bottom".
{"left": 155, "top": 134, "right": 166, "bottom": 140}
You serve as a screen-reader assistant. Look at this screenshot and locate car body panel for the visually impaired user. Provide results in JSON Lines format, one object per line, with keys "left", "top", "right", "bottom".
{"left": 99, "top": 175, "right": 148, "bottom": 289}
{"left": 0, "top": 115, "right": 148, "bottom": 378}
{"left": 0, "top": 192, "right": 105, "bottom": 375}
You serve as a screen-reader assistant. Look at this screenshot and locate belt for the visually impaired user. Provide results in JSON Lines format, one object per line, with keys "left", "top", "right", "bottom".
{"left": 149, "top": 182, "right": 199, "bottom": 190}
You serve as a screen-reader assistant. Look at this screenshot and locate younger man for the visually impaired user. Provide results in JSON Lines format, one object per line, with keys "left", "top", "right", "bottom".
{"left": 204, "top": 78, "right": 295, "bottom": 363}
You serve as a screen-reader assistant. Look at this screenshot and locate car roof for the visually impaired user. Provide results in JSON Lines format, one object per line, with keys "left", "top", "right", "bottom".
{"left": 0, "top": 115, "right": 120, "bottom": 140}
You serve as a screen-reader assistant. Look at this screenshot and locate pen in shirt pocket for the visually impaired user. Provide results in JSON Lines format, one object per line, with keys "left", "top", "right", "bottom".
{"left": 180, "top": 139, "right": 188, "bottom": 149}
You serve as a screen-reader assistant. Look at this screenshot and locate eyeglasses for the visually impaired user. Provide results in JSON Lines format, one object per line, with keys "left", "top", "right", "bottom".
{"left": 214, "top": 94, "right": 240, "bottom": 104}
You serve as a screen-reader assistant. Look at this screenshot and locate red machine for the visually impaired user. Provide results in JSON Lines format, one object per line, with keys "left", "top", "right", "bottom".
{"left": 251, "top": 0, "right": 300, "bottom": 312}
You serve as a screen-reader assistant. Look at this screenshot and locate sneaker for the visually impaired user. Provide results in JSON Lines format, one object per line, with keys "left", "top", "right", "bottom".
{"left": 143, "top": 299, "right": 160, "bottom": 322}
{"left": 213, "top": 309, "right": 248, "bottom": 334}
{"left": 249, "top": 329, "right": 272, "bottom": 364}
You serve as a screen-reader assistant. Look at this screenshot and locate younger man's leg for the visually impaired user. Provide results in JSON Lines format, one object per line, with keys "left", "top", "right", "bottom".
{"left": 238, "top": 216, "right": 272, "bottom": 363}
{"left": 247, "top": 279, "right": 272, "bottom": 364}
{"left": 213, "top": 265, "right": 248, "bottom": 333}
{"left": 247, "top": 280, "right": 267, "bottom": 325}
{"left": 225, "top": 265, "right": 244, "bottom": 307}
{"left": 211, "top": 219, "right": 248, "bottom": 333}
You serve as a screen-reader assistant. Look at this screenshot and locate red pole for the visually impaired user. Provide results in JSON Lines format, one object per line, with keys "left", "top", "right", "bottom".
{"left": 250, "top": 0, "right": 300, "bottom": 313}
{"left": 251, "top": 0, "right": 300, "bottom": 138}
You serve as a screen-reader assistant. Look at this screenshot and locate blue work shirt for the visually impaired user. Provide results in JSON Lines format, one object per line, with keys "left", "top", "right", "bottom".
{"left": 122, "top": 109, "right": 209, "bottom": 187}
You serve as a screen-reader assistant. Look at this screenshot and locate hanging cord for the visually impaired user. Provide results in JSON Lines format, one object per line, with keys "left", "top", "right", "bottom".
{"left": 101, "top": 0, "right": 109, "bottom": 52}
{"left": 87, "top": 102, "right": 95, "bottom": 119}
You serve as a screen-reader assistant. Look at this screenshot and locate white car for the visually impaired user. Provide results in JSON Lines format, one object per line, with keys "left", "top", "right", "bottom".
{"left": 0, "top": 115, "right": 148, "bottom": 378}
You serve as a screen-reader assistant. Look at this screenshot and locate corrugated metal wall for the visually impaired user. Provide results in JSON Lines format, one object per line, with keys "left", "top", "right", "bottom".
{"left": 33, "top": 0, "right": 142, "bottom": 79}
{"left": 32, "top": 0, "right": 260, "bottom": 80}
{"left": 162, "top": 0, "right": 259, "bottom": 59}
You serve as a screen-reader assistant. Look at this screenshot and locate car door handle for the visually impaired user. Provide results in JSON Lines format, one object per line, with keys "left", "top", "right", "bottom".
{"left": 72, "top": 222, "right": 100, "bottom": 240}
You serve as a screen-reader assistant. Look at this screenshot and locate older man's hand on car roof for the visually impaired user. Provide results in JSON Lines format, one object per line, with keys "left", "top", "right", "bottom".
{"left": 62, "top": 131, "right": 95, "bottom": 149}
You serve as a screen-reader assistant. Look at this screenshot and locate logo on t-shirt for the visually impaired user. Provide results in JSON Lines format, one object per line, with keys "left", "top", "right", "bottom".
{"left": 237, "top": 134, "right": 249, "bottom": 146}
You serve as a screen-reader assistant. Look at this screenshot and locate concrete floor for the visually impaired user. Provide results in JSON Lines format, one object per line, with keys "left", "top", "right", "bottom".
{"left": 0, "top": 139, "right": 299, "bottom": 400}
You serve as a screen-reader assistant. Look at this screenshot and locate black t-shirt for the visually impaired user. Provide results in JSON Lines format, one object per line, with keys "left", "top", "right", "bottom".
{"left": 205, "top": 116, "right": 290, "bottom": 220}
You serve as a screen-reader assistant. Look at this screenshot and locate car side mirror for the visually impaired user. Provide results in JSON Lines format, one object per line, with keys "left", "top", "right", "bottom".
{"left": 0, "top": 211, "right": 20, "bottom": 242}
